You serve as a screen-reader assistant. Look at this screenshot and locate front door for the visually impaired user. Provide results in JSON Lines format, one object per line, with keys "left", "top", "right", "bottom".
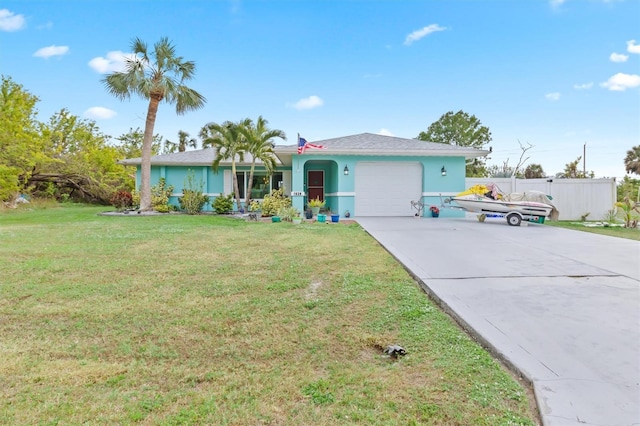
{"left": 307, "top": 170, "right": 324, "bottom": 202}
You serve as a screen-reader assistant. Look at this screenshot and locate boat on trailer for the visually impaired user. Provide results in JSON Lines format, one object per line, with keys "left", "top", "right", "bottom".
{"left": 446, "top": 184, "right": 559, "bottom": 226}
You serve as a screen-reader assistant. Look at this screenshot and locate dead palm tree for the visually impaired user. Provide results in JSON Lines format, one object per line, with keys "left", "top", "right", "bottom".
{"left": 103, "top": 37, "right": 206, "bottom": 211}
{"left": 240, "top": 116, "right": 286, "bottom": 206}
{"left": 200, "top": 119, "right": 250, "bottom": 211}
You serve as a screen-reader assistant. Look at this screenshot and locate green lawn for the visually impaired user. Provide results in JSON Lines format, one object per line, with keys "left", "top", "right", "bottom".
{"left": 546, "top": 220, "right": 640, "bottom": 240}
{"left": 0, "top": 203, "right": 539, "bottom": 425}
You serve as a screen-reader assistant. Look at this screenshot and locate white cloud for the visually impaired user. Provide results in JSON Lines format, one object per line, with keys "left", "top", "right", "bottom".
{"left": 600, "top": 73, "right": 640, "bottom": 91}
{"left": 545, "top": 92, "right": 561, "bottom": 101}
{"left": 609, "top": 52, "right": 628, "bottom": 63}
{"left": 88, "top": 50, "right": 135, "bottom": 74}
{"left": 33, "top": 45, "right": 69, "bottom": 58}
{"left": 627, "top": 40, "right": 640, "bottom": 54}
{"left": 573, "top": 82, "right": 593, "bottom": 90}
{"left": 549, "top": 0, "right": 566, "bottom": 8}
{"left": 0, "top": 9, "right": 25, "bottom": 31}
{"left": 377, "top": 128, "right": 394, "bottom": 136}
{"left": 84, "top": 107, "right": 117, "bottom": 119}
{"left": 289, "top": 95, "right": 324, "bottom": 110}
{"left": 229, "top": 0, "right": 241, "bottom": 14}
{"left": 37, "top": 21, "right": 53, "bottom": 30}
{"left": 404, "top": 24, "right": 447, "bottom": 46}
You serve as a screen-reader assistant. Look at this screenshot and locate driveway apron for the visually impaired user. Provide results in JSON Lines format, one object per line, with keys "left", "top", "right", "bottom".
{"left": 357, "top": 216, "right": 640, "bottom": 426}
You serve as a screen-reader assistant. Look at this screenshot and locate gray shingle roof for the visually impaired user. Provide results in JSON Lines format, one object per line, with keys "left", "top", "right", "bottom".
{"left": 118, "top": 133, "right": 489, "bottom": 166}
{"left": 118, "top": 148, "right": 277, "bottom": 166}
{"left": 274, "top": 133, "right": 489, "bottom": 159}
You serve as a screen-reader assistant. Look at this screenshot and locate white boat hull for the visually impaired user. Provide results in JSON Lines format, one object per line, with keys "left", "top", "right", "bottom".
{"left": 451, "top": 195, "right": 554, "bottom": 217}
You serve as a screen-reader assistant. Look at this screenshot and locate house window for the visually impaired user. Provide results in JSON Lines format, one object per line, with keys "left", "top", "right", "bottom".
{"left": 235, "top": 173, "right": 245, "bottom": 199}
{"left": 235, "top": 172, "right": 283, "bottom": 199}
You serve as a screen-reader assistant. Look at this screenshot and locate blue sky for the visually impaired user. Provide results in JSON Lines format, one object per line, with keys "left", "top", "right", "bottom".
{"left": 1, "top": 0, "right": 638, "bottom": 178}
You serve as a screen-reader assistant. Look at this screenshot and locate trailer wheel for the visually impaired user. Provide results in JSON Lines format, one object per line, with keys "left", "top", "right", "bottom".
{"left": 507, "top": 213, "right": 522, "bottom": 226}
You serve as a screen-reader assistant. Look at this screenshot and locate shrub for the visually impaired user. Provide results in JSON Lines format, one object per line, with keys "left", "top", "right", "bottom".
{"left": 131, "top": 190, "right": 140, "bottom": 209}
{"left": 277, "top": 206, "right": 300, "bottom": 222}
{"left": 151, "top": 178, "right": 174, "bottom": 213}
{"left": 261, "top": 188, "right": 291, "bottom": 217}
{"left": 178, "top": 171, "right": 209, "bottom": 215}
{"left": 212, "top": 193, "right": 234, "bottom": 214}
{"left": 615, "top": 196, "right": 640, "bottom": 228}
{"left": 179, "top": 190, "right": 209, "bottom": 214}
{"left": 249, "top": 200, "right": 262, "bottom": 212}
{"left": 308, "top": 197, "right": 325, "bottom": 208}
{"left": 110, "top": 190, "right": 133, "bottom": 210}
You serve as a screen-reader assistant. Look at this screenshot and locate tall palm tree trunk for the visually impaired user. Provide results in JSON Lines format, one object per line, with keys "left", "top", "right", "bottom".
{"left": 231, "top": 162, "right": 243, "bottom": 212}
{"left": 140, "top": 96, "right": 161, "bottom": 211}
{"left": 245, "top": 168, "right": 256, "bottom": 208}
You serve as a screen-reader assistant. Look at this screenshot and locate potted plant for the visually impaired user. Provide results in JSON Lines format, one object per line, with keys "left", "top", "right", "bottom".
{"left": 430, "top": 205, "right": 440, "bottom": 218}
{"left": 308, "top": 197, "right": 325, "bottom": 216}
{"left": 277, "top": 206, "right": 300, "bottom": 223}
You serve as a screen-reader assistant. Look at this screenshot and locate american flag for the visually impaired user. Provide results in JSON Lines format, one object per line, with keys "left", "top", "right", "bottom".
{"left": 297, "top": 135, "right": 326, "bottom": 154}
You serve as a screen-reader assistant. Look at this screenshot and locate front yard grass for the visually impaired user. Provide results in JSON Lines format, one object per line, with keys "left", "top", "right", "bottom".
{"left": 0, "top": 203, "right": 539, "bottom": 425}
{"left": 546, "top": 220, "right": 640, "bottom": 240}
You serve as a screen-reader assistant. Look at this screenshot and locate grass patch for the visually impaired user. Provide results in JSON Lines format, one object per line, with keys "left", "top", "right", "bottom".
{"left": 546, "top": 220, "right": 640, "bottom": 240}
{"left": 0, "top": 204, "right": 539, "bottom": 425}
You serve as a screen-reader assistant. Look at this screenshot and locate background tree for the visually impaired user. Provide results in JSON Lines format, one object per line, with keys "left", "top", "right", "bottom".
{"left": 239, "top": 116, "right": 286, "bottom": 206}
{"left": 103, "top": 37, "right": 206, "bottom": 211}
{"left": 32, "top": 109, "right": 133, "bottom": 203}
{"left": 624, "top": 145, "right": 640, "bottom": 175}
{"left": 617, "top": 176, "right": 640, "bottom": 202}
{"left": 524, "top": 163, "right": 546, "bottom": 179}
{"left": 165, "top": 130, "right": 198, "bottom": 153}
{"left": 487, "top": 160, "right": 516, "bottom": 178}
{"left": 417, "top": 110, "right": 492, "bottom": 177}
{"left": 556, "top": 156, "right": 594, "bottom": 179}
{"left": 0, "top": 76, "right": 44, "bottom": 203}
{"left": 115, "top": 127, "right": 164, "bottom": 158}
{"left": 200, "top": 119, "right": 249, "bottom": 211}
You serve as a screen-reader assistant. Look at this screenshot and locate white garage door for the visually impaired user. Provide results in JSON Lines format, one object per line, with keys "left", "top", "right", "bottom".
{"left": 355, "top": 162, "right": 423, "bottom": 216}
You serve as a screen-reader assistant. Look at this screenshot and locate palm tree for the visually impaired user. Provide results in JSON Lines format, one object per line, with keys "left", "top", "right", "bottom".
{"left": 200, "top": 119, "right": 250, "bottom": 211}
{"left": 165, "top": 130, "right": 198, "bottom": 153}
{"left": 102, "top": 37, "right": 206, "bottom": 211}
{"left": 624, "top": 145, "right": 640, "bottom": 175}
{"left": 240, "top": 116, "right": 286, "bottom": 207}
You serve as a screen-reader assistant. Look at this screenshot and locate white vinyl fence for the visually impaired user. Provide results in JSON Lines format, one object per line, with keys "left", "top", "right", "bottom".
{"left": 465, "top": 177, "right": 617, "bottom": 221}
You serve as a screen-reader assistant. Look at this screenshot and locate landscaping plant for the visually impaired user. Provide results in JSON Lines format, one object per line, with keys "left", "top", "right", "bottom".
{"left": 211, "top": 193, "right": 234, "bottom": 214}
{"left": 150, "top": 178, "right": 174, "bottom": 213}
{"left": 178, "top": 170, "right": 209, "bottom": 215}
{"left": 615, "top": 196, "right": 640, "bottom": 228}
{"left": 260, "top": 187, "right": 291, "bottom": 216}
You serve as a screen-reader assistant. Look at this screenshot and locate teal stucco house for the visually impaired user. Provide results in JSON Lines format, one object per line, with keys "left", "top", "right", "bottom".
{"left": 120, "top": 133, "right": 489, "bottom": 217}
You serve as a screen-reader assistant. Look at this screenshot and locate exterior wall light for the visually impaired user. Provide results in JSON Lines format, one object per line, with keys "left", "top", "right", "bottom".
{"left": 441, "top": 166, "right": 447, "bottom": 176}
{"left": 344, "top": 165, "right": 349, "bottom": 175}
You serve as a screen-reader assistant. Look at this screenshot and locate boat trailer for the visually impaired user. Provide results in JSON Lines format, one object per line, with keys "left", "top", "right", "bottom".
{"left": 440, "top": 195, "right": 546, "bottom": 227}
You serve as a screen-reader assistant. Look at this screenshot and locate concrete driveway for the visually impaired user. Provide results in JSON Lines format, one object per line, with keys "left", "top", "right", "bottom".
{"left": 357, "top": 216, "right": 640, "bottom": 426}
